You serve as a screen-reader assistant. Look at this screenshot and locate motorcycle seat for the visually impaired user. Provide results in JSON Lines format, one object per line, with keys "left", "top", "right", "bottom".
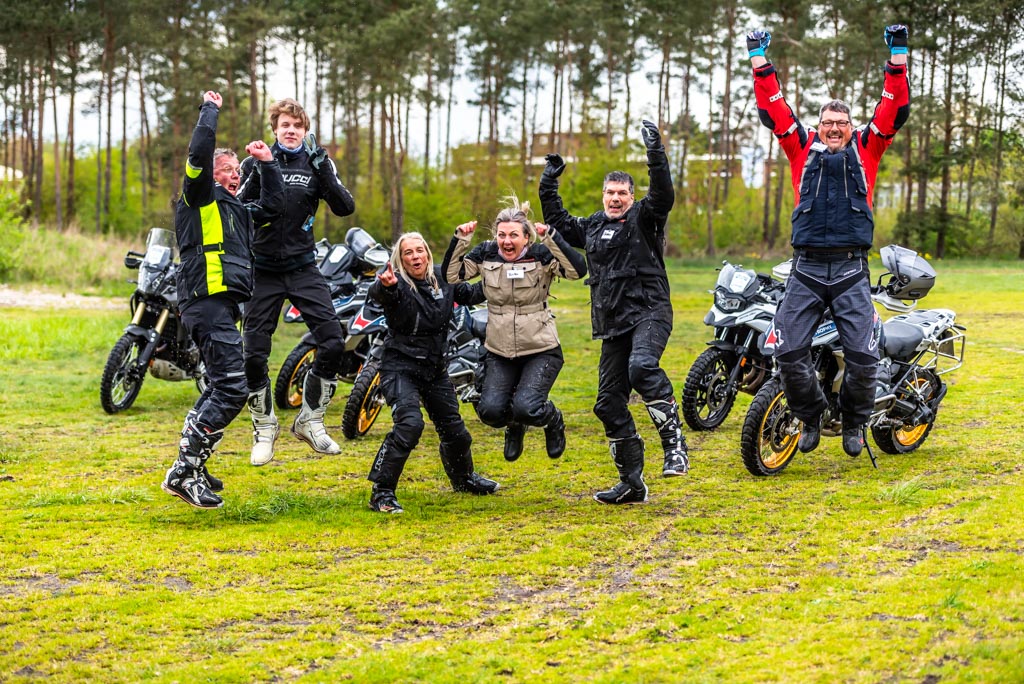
{"left": 882, "top": 320, "right": 924, "bottom": 360}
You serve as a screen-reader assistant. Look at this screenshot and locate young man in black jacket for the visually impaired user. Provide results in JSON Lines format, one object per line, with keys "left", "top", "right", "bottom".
{"left": 539, "top": 120, "right": 688, "bottom": 505}
{"left": 163, "top": 90, "right": 284, "bottom": 509}
{"left": 237, "top": 98, "right": 356, "bottom": 466}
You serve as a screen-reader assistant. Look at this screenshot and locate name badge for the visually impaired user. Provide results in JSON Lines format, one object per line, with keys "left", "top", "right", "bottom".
{"left": 506, "top": 268, "right": 525, "bottom": 280}
{"left": 601, "top": 229, "right": 616, "bottom": 240}
{"left": 431, "top": 288, "right": 444, "bottom": 299}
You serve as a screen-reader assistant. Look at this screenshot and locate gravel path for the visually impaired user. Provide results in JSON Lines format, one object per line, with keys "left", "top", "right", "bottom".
{"left": 0, "top": 284, "right": 121, "bottom": 310}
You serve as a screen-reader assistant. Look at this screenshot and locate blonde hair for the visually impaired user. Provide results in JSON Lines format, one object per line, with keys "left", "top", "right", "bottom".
{"left": 389, "top": 232, "right": 439, "bottom": 293}
{"left": 269, "top": 98, "right": 311, "bottom": 132}
{"left": 492, "top": 193, "right": 536, "bottom": 243}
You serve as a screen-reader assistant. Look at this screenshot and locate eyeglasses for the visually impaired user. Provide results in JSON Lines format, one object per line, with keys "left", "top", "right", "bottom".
{"left": 819, "top": 119, "right": 851, "bottom": 129}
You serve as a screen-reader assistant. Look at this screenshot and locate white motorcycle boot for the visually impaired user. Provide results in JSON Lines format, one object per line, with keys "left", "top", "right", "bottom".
{"left": 292, "top": 372, "right": 341, "bottom": 455}
{"left": 247, "top": 385, "right": 279, "bottom": 466}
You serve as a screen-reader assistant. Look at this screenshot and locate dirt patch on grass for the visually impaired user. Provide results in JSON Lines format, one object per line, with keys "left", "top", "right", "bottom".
{"left": 0, "top": 284, "right": 120, "bottom": 310}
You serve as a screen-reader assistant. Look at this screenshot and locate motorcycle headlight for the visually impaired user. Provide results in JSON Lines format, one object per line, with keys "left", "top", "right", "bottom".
{"left": 714, "top": 290, "right": 745, "bottom": 312}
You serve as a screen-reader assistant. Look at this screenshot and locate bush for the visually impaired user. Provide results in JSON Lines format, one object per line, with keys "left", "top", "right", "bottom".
{"left": 0, "top": 184, "right": 27, "bottom": 281}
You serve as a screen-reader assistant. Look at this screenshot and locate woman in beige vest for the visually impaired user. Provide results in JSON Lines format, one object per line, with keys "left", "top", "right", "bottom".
{"left": 441, "top": 196, "right": 587, "bottom": 461}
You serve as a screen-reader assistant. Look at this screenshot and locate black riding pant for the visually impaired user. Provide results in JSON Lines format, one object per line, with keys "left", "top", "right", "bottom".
{"left": 475, "top": 347, "right": 564, "bottom": 429}
{"left": 242, "top": 264, "right": 345, "bottom": 389}
{"left": 773, "top": 253, "right": 880, "bottom": 427}
{"left": 367, "top": 364, "right": 472, "bottom": 490}
{"left": 179, "top": 295, "right": 248, "bottom": 432}
{"left": 594, "top": 318, "right": 675, "bottom": 440}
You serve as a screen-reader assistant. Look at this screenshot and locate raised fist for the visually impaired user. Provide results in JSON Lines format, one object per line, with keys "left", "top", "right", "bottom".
{"left": 884, "top": 24, "right": 908, "bottom": 55}
{"left": 746, "top": 30, "right": 771, "bottom": 58}
{"left": 543, "top": 153, "right": 565, "bottom": 179}
{"left": 640, "top": 120, "right": 662, "bottom": 150}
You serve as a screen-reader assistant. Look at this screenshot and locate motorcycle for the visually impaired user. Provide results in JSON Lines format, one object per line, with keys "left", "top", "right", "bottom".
{"left": 681, "top": 260, "right": 785, "bottom": 430}
{"left": 100, "top": 228, "right": 206, "bottom": 414}
{"left": 341, "top": 301, "right": 489, "bottom": 439}
{"left": 273, "top": 227, "right": 390, "bottom": 410}
{"left": 740, "top": 245, "right": 967, "bottom": 476}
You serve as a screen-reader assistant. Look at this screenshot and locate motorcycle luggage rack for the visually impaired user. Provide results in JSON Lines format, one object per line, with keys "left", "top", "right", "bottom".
{"left": 915, "top": 327, "right": 966, "bottom": 376}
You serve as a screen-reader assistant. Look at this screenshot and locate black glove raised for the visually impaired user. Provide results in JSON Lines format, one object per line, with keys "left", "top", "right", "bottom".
{"left": 543, "top": 153, "right": 565, "bottom": 179}
{"left": 884, "top": 24, "right": 908, "bottom": 55}
{"left": 303, "top": 133, "right": 328, "bottom": 171}
{"left": 640, "top": 120, "right": 662, "bottom": 150}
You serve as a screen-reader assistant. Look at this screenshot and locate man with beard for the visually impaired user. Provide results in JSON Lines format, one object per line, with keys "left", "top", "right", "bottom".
{"left": 746, "top": 24, "right": 910, "bottom": 457}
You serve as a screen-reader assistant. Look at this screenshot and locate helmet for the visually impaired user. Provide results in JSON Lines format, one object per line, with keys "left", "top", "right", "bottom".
{"left": 879, "top": 245, "right": 935, "bottom": 300}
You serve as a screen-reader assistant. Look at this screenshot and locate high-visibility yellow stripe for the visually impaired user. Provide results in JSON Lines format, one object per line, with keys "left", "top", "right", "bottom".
{"left": 186, "top": 160, "right": 202, "bottom": 179}
{"left": 199, "top": 202, "right": 226, "bottom": 295}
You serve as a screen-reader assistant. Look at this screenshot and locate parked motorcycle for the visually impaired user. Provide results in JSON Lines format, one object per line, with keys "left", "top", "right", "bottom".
{"left": 273, "top": 227, "right": 390, "bottom": 410}
{"left": 100, "top": 228, "right": 206, "bottom": 414}
{"left": 341, "top": 301, "right": 488, "bottom": 439}
{"left": 739, "top": 245, "right": 966, "bottom": 476}
{"left": 681, "top": 260, "right": 785, "bottom": 430}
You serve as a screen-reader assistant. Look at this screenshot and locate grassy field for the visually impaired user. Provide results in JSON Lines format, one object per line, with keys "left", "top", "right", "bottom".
{"left": 1, "top": 256, "right": 1022, "bottom": 683}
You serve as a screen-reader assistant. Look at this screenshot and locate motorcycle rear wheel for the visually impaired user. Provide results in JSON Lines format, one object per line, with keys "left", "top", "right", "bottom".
{"left": 274, "top": 341, "right": 317, "bottom": 410}
{"left": 871, "top": 373, "right": 941, "bottom": 454}
{"left": 740, "top": 377, "right": 800, "bottom": 476}
{"left": 100, "top": 334, "right": 146, "bottom": 414}
{"left": 341, "top": 362, "right": 384, "bottom": 439}
{"left": 681, "top": 347, "right": 737, "bottom": 431}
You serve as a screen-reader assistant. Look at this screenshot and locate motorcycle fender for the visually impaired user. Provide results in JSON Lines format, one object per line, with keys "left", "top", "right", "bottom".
{"left": 123, "top": 324, "right": 155, "bottom": 341}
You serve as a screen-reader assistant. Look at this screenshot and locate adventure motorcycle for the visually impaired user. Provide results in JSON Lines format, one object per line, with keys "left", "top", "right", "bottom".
{"left": 273, "top": 227, "right": 390, "bottom": 410}
{"left": 341, "top": 301, "right": 488, "bottom": 439}
{"left": 740, "top": 245, "right": 966, "bottom": 476}
{"left": 681, "top": 260, "right": 785, "bottom": 430}
{"left": 100, "top": 228, "right": 205, "bottom": 414}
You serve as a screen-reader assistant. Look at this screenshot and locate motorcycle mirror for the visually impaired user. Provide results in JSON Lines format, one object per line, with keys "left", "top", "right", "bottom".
{"left": 124, "top": 254, "right": 143, "bottom": 269}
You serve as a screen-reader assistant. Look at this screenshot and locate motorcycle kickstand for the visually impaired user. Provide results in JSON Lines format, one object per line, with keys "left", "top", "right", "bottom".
{"left": 863, "top": 426, "right": 878, "bottom": 469}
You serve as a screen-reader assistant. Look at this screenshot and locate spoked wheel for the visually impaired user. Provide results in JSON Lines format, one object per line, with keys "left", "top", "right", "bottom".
{"left": 740, "top": 377, "right": 801, "bottom": 476}
{"left": 681, "top": 347, "right": 738, "bottom": 431}
{"left": 341, "top": 362, "right": 384, "bottom": 439}
{"left": 100, "top": 334, "right": 146, "bottom": 414}
{"left": 274, "top": 341, "right": 317, "bottom": 410}
{"left": 871, "top": 371, "right": 942, "bottom": 454}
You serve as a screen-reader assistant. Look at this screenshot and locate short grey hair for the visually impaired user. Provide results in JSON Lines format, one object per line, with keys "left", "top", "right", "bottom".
{"left": 492, "top": 193, "right": 536, "bottom": 243}
{"left": 603, "top": 171, "right": 634, "bottom": 194}
{"left": 818, "top": 99, "right": 851, "bottom": 121}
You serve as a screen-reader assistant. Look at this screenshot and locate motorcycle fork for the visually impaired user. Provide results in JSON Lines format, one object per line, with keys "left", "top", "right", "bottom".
{"left": 136, "top": 308, "right": 171, "bottom": 372}
{"left": 724, "top": 329, "right": 756, "bottom": 391}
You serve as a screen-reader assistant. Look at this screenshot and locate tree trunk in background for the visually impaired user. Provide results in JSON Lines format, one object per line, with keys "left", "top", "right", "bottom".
{"left": 936, "top": 20, "right": 957, "bottom": 259}
{"left": 988, "top": 30, "right": 1008, "bottom": 246}
{"left": 137, "top": 59, "right": 148, "bottom": 215}
{"left": 48, "top": 38, "right": 63, "bottom": 230}
{"left": 965, "top": 59, "right": 987, "bottom": 217}
{"left": 248, "top": 39, "right": 259, "bottom": 140}
{"left": 120, "top": 64, "right": 128, "bottom": 205}
{"left": 35, "top": 60, "right": 45, "bottom": 227}
{"left": 424, "top": 48, "right": 433, "bottom": 193}
{"left": 65, "top": 42, "right": 77, "bottom": 224}
{"left": 915, "top": 50, "right": 935, "bottom": 215}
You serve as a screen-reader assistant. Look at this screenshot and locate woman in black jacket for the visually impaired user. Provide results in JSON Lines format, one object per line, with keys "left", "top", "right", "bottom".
{"left": 366, "top": 232, "right": 498, "bottom": 513}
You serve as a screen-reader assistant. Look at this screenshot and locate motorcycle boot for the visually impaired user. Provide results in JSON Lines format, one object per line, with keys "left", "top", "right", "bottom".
{"left": 247, "top": 384, "right": 280, "bottom": 466}
{"left": 369, "top": 486, "right": 404, "bottom": 514}
{"left": 543, "top": 404, "right": 566, "bottom": 459}
{"left": 182, "top": 408, "right": 223, "bottom": 492}
{"left": 440, "top": 441, "right": 500, "bottom": 495}
{"left": 162, "top": 419, "right": 224, "bottom": 509}
{"left": 292, "top": 372, "right": 341, "bottom": 455}
{"left": 842, "top": 427, "right": 865, "bottom": 457}
{"left": 645, "top": 399, "right": 690, "bottom": 477}
{"left": 798, "top": 414, "right": 822, "bottom": 454}
{"left": 594, "top": 436, "right": 648, "bottom": 504}
{"left": 504, "top": 422, "right": 526, "bottom": 462}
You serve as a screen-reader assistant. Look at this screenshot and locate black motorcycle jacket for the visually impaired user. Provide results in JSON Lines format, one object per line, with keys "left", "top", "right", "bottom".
{"left": 539, "top": 146, "right": 674, "bottom": 339}
{"left": 175, "top": 102, "right": 284, "bottom": 310}
{"left": 369, "top": 266, "right": 484, "bottom": 371}
{"left": 238, "top": 141, "right": 355, "bottom": 271}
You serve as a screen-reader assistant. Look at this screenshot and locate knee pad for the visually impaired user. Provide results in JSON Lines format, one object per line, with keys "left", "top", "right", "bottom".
{"left": 243, "top": 332, "right": 273, "bottom": 388}
{"left": 310, "top": 320, "right": 346, "bottom": 377}
{"left": 389, "top": 405, "right": 425, "bottom": 452}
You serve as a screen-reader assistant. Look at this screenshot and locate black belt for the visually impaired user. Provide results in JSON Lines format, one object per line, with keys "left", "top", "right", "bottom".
{"left": 794, "top": 247, "right": 867, "bottom": 262}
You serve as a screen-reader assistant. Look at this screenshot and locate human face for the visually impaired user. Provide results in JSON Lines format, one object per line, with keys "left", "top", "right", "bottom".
{"left": 273, "top": 113, "right": 307, "bottom": 149}
{"left": 213, "top": 154, "right": 241, "bottom": 196}
{"left": 399, "top": 237, "right": 431, "bottom": 280}
{"left": 603, "top": 181, "right": 634, "bottom": 219}
{"left": 818, "top": 112, "right": 852, "bottom": 153}
{"left": 495, "top": 221, "right": 529, "bottom": 261}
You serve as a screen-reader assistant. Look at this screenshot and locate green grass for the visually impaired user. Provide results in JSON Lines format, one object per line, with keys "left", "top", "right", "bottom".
{"left": 1, "top": 257, "right": 1022, "bottom": 683}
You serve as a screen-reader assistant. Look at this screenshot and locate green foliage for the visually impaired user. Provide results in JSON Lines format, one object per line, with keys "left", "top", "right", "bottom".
{"left": 0, "top": 184, "right": 27, "bottom": 280}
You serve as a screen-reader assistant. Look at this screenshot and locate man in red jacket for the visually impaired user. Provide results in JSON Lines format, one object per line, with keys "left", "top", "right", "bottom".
{"left": 748, "top": 25, "right": 910, "bottom": 457}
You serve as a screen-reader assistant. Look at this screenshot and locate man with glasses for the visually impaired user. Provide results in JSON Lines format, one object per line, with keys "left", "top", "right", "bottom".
{"left": 539, "top": 120, "right": 689, "bottom": 505}
{"left": 745, "top": 25, "right": 910, "bottom": 457}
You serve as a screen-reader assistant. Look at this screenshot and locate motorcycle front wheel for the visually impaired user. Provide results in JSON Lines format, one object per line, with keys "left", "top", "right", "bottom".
{"left": 341, "top": 362, "right": 384, "bottom": 439}
{"left": 274, "top": 341, "right": 317, "bottom": 410}
{"left": 681, "top": 347, "right": 737, "bottom": 431}
{"left": 871, "top": 372, "right": 941, "bottom": 454}
{"left": 100, "top": 334, "right": 146, "bottom": 414}
{"left": 740, "top": 377, "right": 800, "bottom": 476}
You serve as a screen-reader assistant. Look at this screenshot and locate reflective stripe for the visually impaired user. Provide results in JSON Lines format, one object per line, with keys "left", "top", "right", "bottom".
{"left": 199, "top": 202, "right": 226, "bottom": 295}
{"left": 186, "top": 160, "right": 202, "bottom": 179}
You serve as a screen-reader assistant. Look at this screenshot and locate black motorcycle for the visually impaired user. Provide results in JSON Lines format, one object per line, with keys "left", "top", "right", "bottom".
{"left": 273, "top": 227, "right": 390, "bottom": 410}
{"left": 100, "top": 228, "right": 205, "bottom": 414}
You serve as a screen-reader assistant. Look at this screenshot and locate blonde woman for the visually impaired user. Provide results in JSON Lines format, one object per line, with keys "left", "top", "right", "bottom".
{"left": 365, "top": 232, "right": 497, "bottom": 513}
{"left": 441, "top": 197, "right": 587, "bottom": 462}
